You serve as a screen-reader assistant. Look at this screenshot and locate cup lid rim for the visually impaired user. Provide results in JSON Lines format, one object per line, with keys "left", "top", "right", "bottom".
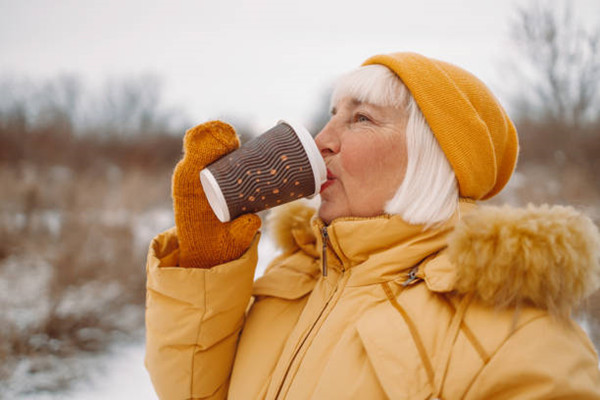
{"left": 200, "top": 168, "right": 231, "bottom": 222}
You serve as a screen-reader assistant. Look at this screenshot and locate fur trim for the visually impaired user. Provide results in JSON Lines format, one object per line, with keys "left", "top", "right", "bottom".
{"left": 267, "top": 201, "right": 317, "bottom": 251}
{"left": 448, "top": 204, "right": 600, "bottom": 319}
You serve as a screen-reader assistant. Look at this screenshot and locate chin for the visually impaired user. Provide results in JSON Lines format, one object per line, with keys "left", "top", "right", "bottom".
{"left": 317, "top": 203, "right": 336, "bottom": 225}
{"left": 318, "top": 202, "right": 347, "bottom": 225}
{"left": 317, "top": 207, "right": 332, "bottom": 225}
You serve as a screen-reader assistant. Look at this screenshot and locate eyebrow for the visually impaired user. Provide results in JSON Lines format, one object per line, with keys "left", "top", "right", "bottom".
{"left": 331, "top": 98, "right": 364, "bottom": 115}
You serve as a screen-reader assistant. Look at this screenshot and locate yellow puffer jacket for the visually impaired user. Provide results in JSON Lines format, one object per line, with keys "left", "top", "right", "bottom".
{"left": 145, "top": 201, "right": 600, "bottom": 399}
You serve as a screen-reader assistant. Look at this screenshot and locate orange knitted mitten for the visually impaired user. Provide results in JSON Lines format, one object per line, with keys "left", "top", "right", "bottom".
{"left": 172, "top": 121, "right": 261, "bottom": 268}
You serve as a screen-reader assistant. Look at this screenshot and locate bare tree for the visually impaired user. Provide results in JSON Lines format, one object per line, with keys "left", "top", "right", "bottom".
{"left": 504, "top": 3, "right": 600, "bottom": 349}
{"left": 509, "top": 1, "right": 600, "bottom": 128}
{"left": 93, "top": 74, "right": 186, "bottom": 138}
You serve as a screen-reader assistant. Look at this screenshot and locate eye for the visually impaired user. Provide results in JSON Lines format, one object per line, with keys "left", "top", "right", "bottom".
{"left": 354, "top": 113, "right": 371, "bottom": 123}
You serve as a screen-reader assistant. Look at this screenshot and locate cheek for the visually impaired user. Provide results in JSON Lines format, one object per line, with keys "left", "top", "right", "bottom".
{"left": 340, "top": 136, "right": 400, "bottom": 182}
{"left": 339, "top": 141, "right": 376, "bottom": 180}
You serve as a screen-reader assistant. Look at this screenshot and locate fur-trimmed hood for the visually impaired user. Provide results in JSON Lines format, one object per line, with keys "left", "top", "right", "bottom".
{"left": 268, "top": 201, "right": 600, "bottom": 318}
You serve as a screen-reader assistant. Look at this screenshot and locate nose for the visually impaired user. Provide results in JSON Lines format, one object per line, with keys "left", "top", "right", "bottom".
{"left": 314, "top": 119, "right": 340, "bottom": 157}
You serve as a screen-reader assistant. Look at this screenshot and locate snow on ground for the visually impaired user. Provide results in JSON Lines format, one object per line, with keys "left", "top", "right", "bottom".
{"left": 14, "top": 339, "right": 157, "bottom": 400}
{"left": 58, "top": 340, "right": 157, "bottom": 400}
{"left": 4, "top": 231, "right": 280, "bottom": 399}
{"left": 0, "top": 254, "right": 53, "bottom": 334}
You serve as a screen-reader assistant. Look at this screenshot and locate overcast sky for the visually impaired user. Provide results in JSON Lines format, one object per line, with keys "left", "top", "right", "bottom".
{"left": 1, "top": 0, "right": 599, "bottom": 132}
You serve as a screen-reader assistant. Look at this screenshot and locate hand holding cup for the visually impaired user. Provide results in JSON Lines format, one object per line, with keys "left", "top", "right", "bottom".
{"left": 172, "top": 121, "right": 261, "bottom": 268}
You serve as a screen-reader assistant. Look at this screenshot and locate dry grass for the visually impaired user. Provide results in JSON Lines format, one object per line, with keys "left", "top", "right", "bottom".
{"left": 0, "top": 77, "right": 253, "bottom": 394}
{"left": 0, "top": 81, "right": 261, "bottom": 394}
{"left": 0, "top": 130, "right": 178, "bottom": 392}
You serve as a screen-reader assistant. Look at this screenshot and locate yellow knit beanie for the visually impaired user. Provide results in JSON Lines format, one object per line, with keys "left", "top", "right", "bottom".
{"left": 363, "top": 52, "right": 518, "bottom": 200}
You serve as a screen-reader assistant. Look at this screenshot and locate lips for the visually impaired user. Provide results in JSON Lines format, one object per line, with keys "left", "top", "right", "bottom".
{"left": 320, "top": 169, "right": 337, "bottom": 193}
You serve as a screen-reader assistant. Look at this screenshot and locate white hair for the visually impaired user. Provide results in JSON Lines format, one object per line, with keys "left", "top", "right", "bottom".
{"left": 331, "top": 65, "right": 459, "bottom": 225}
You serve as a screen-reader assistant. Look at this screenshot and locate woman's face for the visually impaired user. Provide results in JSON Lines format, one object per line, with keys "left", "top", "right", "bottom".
{"left": 315, "top": 97, "right": 408, "bottom": 224}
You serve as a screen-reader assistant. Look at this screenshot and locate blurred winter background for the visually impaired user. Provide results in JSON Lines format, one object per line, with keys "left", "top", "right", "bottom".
{"left": 1, "top": 0, "right": 599, "bottom": 398}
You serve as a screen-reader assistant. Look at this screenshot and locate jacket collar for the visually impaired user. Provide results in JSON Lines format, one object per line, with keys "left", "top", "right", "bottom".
{"left": 310, "top": 200, "right": 477, "bottom": 287}
{"left": 266, "top": 200, "right": 600, "bottom": 317}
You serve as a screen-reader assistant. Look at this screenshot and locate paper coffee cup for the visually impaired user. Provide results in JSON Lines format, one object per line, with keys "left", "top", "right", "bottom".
{"left": 200, "top": 120, "right": 326, "bottom": 222}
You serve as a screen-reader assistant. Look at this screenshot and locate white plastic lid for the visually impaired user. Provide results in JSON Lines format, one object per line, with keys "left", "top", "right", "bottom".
{"left": 200, "top": 168, "right": 231, "bottom": 222}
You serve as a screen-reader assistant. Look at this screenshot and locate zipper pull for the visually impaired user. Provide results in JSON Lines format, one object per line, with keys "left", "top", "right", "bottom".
{"left": 321, "top": 226, "right": 328, "bottom": 277}
{"left": 402, "top": 266, "right": 420, "bottom": 287}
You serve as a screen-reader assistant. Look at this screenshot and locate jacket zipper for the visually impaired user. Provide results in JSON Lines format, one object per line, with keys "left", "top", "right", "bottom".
{"left": 273, "top": 285, "right": 339, "bottom": 399}
{"left": 272, "top": 226, "right": 343, "bottom": 399}
{"left": 321, "top": 226, "right": 328, "bottom": 277}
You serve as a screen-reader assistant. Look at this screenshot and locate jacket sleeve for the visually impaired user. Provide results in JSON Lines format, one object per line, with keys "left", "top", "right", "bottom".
{"left": 144, "top": 227, "right": 260, "bottom": 400}
{"left": 464, "top": 315, "right": 600, "bottom": 400}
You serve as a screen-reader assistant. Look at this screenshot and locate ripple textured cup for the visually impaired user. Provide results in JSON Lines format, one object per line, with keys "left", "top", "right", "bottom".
{"left": 200, "top": 120, "right": 326, "bottom": 222}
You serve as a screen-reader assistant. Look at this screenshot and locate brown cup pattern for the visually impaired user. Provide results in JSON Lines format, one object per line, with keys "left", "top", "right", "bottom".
{"left": 206, "top": 123, "right": 316, "bottom": 218}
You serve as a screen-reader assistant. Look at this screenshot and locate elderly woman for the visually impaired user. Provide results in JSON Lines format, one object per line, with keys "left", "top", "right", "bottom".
{"left": 145, "top": 52, "right": 600, "bottom": 399}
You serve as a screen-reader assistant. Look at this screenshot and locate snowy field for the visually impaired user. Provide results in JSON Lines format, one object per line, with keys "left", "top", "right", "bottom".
{"left": 15, "top": 340, "right": 158, "bottom": 400}
{"left": 1, "top": 215, "right": 279, "bottom": 399}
